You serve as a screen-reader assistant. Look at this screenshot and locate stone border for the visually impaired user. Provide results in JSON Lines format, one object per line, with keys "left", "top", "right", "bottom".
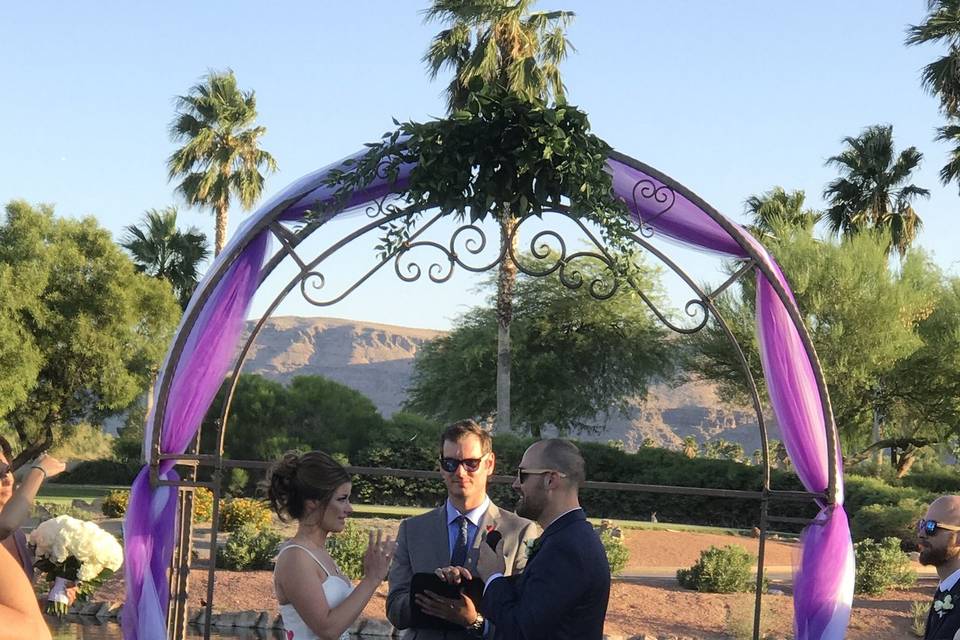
{"left": 63, "top": 604, "right": 671, "bottom": 639}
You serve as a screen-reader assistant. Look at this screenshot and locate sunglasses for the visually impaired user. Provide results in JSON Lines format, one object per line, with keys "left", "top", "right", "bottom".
{"left": 917, "top": 519, "right": 960, "bottom": 536}
{"left": 0, "top": 462, "right": 9, "bottom": 478}
{"left": 439, "top": 454, "right": 489, "bottom": 473}
{"left": 516, "top": 468, "right": 568, "bottom": 483}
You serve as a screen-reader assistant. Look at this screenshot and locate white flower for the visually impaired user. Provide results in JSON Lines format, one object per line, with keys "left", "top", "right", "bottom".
{"left": 29, "top": 515, "right": 123, "bottom": 584}
{"left": 935, "top": 594, "right": 955, "bottom": 618}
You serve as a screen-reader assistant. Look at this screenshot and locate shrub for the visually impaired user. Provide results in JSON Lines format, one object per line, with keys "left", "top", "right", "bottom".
{"left": 54, "top": 460, "right": 140, "bottom": 485}
{"left": 219, "top": 497, "right": 272, "bottom": 533}
{"left": 853, "top": 537, "right": 916, "bottom": 595}
{"left": 226, "top": 468, "right": 250, "bottom": 497}
{"left": 101, "top": 490, "right": 130, "bottom": 518}
{"left": 850, "top": 499, "right": 925, "bottom": 550}
{"left": 216, "top": 523, "right": 282, "bottom": 571}
{"left": 193, "top": 488, "right": 213, "bottom": 523}
{"left": 33, "top": 503, "right": 94, "bottom": 522}
{"left": 48, "top": 423, "right": 115, "bottom": 461}
{"left": 912, "top": 600, "right": 931, "bottom": 637}
{"left": 327, "top": 522, "right": 368, "bottom": 580}
{"left": 677, "top": 545, "right": 759, "bottom": 593}
{"left": 599, "top": 530, "right": 629, "bottom": 575}
{"left": 900, "top": 466, "right": 960, "bottom": 494}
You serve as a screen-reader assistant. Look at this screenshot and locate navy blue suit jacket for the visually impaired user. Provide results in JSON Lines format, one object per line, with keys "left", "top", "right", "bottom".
{"left": 481, "top": 509, "right": 610, "bottom": 640}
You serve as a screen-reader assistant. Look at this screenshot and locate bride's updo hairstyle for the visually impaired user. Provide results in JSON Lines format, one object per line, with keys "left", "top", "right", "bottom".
{"left": 266, "top": 450, "right": 350, "bottom": 522}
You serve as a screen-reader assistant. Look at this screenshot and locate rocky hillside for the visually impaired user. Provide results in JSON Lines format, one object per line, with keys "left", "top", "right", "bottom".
{"left": 239, "top": 316, "right": 779, "bottom": 453}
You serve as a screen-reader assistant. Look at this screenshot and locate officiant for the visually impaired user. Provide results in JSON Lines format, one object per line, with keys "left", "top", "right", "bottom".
{"left": 386, "top": 419, "right": 538, "bottom": 639}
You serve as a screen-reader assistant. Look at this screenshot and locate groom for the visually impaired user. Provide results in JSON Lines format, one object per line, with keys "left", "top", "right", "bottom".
{"left": 438, "top": 438, "right": 610, "bottom": 640}
{"left": 920, "top": 495, "right": 960, "bottom": 639}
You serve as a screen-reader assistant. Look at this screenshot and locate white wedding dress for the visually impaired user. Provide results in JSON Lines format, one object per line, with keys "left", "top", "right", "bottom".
{"left": 275, "top": 543, "right": 354, "bottom": 640}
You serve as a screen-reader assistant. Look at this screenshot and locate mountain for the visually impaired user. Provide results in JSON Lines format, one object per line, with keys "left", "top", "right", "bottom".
{"left": 239, "top": 316, "right": 779, "bottom": 453}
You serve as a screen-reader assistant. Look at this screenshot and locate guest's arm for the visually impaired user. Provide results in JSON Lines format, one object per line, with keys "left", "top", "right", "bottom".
{"left": 0, "top": 455, "right": 65, "bottom": 540}
{"left": 0, "top": 545, "right": 50, "bottom": 640}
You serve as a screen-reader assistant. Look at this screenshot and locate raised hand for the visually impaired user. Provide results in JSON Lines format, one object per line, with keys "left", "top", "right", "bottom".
{"left": 34, "top": 454, "right": 65, "bottom": 480}
{"left": 362, "top": 528, "right": 396, "bottom": 583}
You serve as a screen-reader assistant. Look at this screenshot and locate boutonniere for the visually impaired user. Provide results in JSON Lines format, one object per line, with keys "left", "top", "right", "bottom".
{"left": 935, "top": 594, "right": 955, "bottom": 618}
{"left": 524, "top": 537, "right": 542, "bottom": 562}
{"left": 486, "top": 524, "right": 496, "bottom": 534}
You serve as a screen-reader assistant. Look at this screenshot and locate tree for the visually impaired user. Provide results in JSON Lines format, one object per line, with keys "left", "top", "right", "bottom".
{"left": 0, "top": 201, "right": 180, "bottom": 467}
{"left": 906, "top": 2, "right": 960, "bottom": 194}
{"left": 121, "top": 206, "right": 210, "bottom": 309}
{"left": 822, "top": 124, "right": 929, "bottom": 257}
{"left": 906, "top": 2, "right": 960, "bottom": 116}
{"left": 424, "top": 0, "right": 574, "bottom": 432}
{"left": 405, "top": 251, "right": 680, "bottom": 436}
{"left": 168, "top": 69, "right": 278, "bottom": 256}
{"left": 688, "top": 219, "right": 944, "bottom": 463}
{"left": 202, "top": 374, "right": 387, "bottom": 464}
{"left": 743, "top": 187, "right": 821, "bottom": 240}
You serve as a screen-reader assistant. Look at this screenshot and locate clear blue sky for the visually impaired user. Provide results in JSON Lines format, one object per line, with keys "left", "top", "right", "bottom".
{"left": 1, "top": 1, "right": 953, "bottom": 330}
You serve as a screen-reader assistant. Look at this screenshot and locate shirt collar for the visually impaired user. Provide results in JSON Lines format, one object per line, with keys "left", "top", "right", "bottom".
{"left": 446, "top": 495, "right": 490, "bottom": 527}
{"left": 542, "top": 507, "right": 582, "bottom": 532}
{"left": 940, "top": 567, "right": 960, "bottom": 592}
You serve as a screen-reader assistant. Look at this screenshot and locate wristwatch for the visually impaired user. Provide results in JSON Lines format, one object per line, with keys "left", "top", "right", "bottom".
{"left": 467, "top": 612, "right": 485, "bottom": 634}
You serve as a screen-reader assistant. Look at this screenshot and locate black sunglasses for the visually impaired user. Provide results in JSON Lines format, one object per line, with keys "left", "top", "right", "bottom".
{"left": 0, "top": 462, "right": 9, "bottom": 478}
{"left": 439, "top": 454, "right": 488, "bottom": 473}
{"left": 917, "top": 519, "right": 960, "bottom": 535}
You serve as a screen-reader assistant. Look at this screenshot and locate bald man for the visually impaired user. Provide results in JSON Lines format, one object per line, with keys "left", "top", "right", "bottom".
{"left": 438, "top": 439, "right": 611, "bottom": 640}
{"left": 919, "top": 496, "right": 960, "bottom": 639}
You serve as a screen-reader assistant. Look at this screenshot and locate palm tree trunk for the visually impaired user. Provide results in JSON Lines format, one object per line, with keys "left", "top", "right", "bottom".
{"left": 214, "top": 203, "right": 228, "bottom": 256}
{"left": 496, "top": 209, "right": 517, "bottom": 434}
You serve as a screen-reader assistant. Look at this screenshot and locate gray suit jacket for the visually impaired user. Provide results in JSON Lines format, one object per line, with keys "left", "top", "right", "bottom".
{"left": 386, "top": 501, "right": 538, "bottom": 640}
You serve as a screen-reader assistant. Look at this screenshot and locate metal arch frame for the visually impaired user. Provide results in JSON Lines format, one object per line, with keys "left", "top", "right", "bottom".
{"left": 149, "top": 151, "right": 840, "bottom": 640}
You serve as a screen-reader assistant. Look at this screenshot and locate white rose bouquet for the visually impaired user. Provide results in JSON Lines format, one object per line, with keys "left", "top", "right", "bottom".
{"left": 28, "top": 515, "right": 124, "bottom": 615}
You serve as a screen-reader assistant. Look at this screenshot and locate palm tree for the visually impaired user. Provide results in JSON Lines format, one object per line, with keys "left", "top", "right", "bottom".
{"left": 121, "top": 206, "right": 210, "bottom": 310}
{"left": 423, "top": 0, "right": 574, "bottom": 111}
{"left": 743, "top": 187, "right": 821, "bottom": 239}
{"left": 906, "top": 1, "right": 960, "bottom": 116}
{"left": 168, "top": 69, "right": 278, "bottom": 256}
{"left": 907, "top": 2, "right": 960, "bottom": 194}
{"left": 822, "top": 125, "right": 929, "bottom": 258}
{"left": 424, "top": 0, "right": 574, "bottom": 432}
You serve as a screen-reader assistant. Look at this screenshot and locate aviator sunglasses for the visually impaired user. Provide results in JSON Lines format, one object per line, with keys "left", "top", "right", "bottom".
{"left": 439, "top": 453, "right": 489, "bottom": 473}
{"left": 917, "top": 518, "right": 960, "bottom": 536}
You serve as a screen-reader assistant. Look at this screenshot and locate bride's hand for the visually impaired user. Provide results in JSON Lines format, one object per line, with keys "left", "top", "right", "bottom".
{"left": 362, "top": 529, "right": 396, "bottom": 583}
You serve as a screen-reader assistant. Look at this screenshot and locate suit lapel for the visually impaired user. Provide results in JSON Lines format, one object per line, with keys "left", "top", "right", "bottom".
{"left": 427, "top": 504, "right": 452, "bottom": 573}
{"left": 467, "top": 502, "right": 499, "bottom": 571}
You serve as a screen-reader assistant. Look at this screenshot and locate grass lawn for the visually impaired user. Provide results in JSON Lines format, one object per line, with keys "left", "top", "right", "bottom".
{"left": 34, "top": 485, "right": 797, "bottom": 540}
{"left": 37, "top": 483, "right": 127, "bottom": 505}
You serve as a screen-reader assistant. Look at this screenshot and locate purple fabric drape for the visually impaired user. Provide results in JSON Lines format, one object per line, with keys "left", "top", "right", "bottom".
{"left": 123, "top": 159, "right": 412, "bottom": 640}
{"left": 608, "top": 156, "right": 853, "bottom": 638}
{"left": 125, "top": 149, "right": 851, "bottom": 639}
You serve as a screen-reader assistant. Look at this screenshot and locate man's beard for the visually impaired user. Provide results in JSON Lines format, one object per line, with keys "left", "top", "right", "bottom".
{"left": 516, "top": 491, "right": 545, "bottom": 521}
{"left": 920, "top": 542, "right": 960, "bottom": 567}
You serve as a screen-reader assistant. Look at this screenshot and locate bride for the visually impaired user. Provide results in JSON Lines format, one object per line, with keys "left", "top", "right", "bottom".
{"left": 268, "top": 450, "right": 395, "bottom": 640}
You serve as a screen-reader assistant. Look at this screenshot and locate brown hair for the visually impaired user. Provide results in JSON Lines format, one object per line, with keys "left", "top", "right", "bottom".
{"left": 440, "top": 419, "right": 493, "bottom": 455}
{"left": 266, "top": 450, "right": 350, "bottom": 522}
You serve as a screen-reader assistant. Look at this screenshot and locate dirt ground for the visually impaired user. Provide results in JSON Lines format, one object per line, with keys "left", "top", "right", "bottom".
{"left": 92, "top": 528, "right": 930, "bottom": 638}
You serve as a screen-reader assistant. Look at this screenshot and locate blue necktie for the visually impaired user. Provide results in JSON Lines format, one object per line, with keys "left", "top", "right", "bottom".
{"left": 451, "top": 515, "right": 469, "bottom": 566}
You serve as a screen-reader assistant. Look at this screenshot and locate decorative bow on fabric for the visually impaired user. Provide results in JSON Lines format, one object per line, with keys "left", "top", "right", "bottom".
{"left": 935, "top": 594, "right": 955, "bottom": 617}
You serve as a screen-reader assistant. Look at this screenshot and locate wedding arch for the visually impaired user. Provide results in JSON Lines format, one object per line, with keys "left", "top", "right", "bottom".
{"left": 122, "top": 149, "right": 854, "bottom": 640}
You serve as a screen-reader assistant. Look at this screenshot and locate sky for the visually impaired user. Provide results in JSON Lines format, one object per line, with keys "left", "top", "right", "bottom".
{"left": 0, "top": 1, "right": 954, "bottom": 331}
